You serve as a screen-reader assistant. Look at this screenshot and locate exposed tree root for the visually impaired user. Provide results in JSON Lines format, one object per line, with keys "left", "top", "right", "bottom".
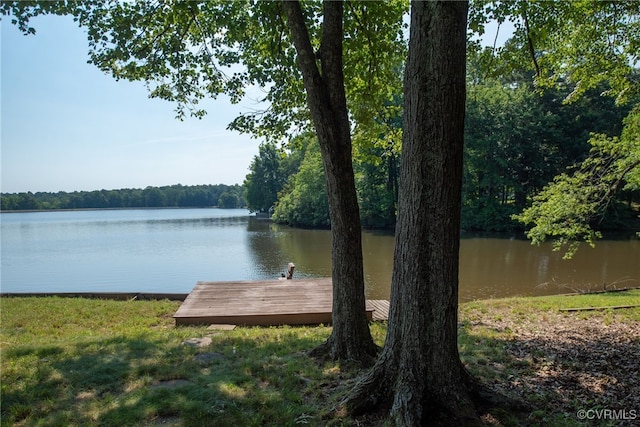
{"left": 343, "top": 360, "right": 528, "bottom": 426}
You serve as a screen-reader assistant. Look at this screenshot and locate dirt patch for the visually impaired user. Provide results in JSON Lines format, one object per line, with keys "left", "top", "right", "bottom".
{"left": 484, "top": 311, "right": 639, "bottom": 425}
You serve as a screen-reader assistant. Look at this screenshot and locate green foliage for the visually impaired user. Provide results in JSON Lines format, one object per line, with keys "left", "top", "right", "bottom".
{"left": 267, "top": 131, "right": 399, "bottom": 229}
{"left": 344, "top": 2, "right": 406, "bottom": 161}
{"left": 470, "top": 1, "right": 640, "bottom": 104}
{"left": 266, "top": 72, "right": 630, "bottom": 231}
{"left": 463, "top": 68, "right": 630, "bottom": 232}
{"left": 355, "top": 143, "right": 398, "bottom": 229}
{"left": 0, "top": 184, "right": 246, "bottom": 211}
{"left": 353, "top": 93, "right": 401, "bottom": 229}
{"left": 513, "top": 171, "right": 604, "bottom": 258}
{"left": 243, "top": 142, "right": 290, "bottom": 213}
{"left": 469, "top": 0, "right": 640, "bottom": 247}
{"left": 217, "top": 191, "right": 240, "bottom": 209}
{"left": 514, "top": 108, "right": 640, "bottom": 257}
{"left": 272, "top": 142, "right": 329, "bottom": 228}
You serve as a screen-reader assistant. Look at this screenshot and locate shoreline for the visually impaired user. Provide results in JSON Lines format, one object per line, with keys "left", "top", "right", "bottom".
{"left": 0, "top": 291, "right": 189, "bottom": 301}
{"left": 0, "top": 206, "right": 250, "bottom": 214}
{"left": 2, "top": 286, "right": 638, "bottom": 303}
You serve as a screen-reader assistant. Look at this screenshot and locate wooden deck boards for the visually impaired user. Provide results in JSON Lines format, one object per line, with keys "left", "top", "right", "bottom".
{"left": 367, "top": 299, "right": 390, "bottom": 321}
{"left": 173, "top": 278, "right": 389, "bottom": 326}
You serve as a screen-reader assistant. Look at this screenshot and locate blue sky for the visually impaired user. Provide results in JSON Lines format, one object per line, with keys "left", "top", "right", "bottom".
{"left": 2, "top": 15, "right": 262, "bottom": 193}
{"left": 2, "top": 13, "right": 512, "bottom": 194}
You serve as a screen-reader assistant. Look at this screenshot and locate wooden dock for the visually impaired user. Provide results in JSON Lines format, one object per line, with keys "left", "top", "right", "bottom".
{"left": 173, "top": 278, "right": 389, "bottom": 326}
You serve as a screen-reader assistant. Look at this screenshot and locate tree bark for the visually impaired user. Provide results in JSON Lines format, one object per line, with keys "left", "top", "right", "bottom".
{"left": 281, "top": 0, "right": 377, "bottom": 362}
{"left": 344, "top": 1, "right": 484, "bottom": 424}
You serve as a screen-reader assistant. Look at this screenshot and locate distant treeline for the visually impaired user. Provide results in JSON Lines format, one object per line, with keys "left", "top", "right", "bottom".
{"left": 0, "top": 184, "right": 246, "bottom": 211}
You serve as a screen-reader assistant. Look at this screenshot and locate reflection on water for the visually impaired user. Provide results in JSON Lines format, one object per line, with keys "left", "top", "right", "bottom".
{"left": 247, "top": 220, "right": 640, "bottom": 301}
{"left": 2, "top": 209, "right": 639, "bottom": 301}
{"left": 246, "top": 219, "right": 332, "bottom": 279}
{"left": 457, "top": 234, "right": 640, "bottom": 302}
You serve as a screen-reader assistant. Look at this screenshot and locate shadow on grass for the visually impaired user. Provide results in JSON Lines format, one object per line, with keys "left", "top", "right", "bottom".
{"left": 2, "top": 330, "right": 339, "bottom": 426}
{"left": 459, "top": 318, "right": 640, "bottom": 426}
{"left": 7, "top": 314, "right": 634, "bottom": 426}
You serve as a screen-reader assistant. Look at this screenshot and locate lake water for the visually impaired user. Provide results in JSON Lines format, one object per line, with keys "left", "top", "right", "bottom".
{"left": 2, "top": 208, "right": 639, "bottom": 301}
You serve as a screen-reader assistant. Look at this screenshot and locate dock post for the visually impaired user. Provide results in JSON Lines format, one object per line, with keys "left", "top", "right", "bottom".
{"left": 287, "top": 263, "right": 295, "bottom": 279}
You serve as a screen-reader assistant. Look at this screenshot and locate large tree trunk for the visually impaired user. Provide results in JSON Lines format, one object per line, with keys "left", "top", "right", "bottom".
{"left": 281, "top": 0, "right": 377, "bottom": 362}
{"left": 344, "top": 1, "right": 483, "bottom": 424}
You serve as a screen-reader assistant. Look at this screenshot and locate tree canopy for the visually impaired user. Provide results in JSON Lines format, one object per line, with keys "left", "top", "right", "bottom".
{"left": 243, "top": 142, "right": 287, "bottom": 214}
{"left": 463, "top": 69, "right": 631, "bottom": 232}
{"left": 469, "top": 0, "right": 640, "bottom": 253}
{"left": 0, "top": 184, "right": 245, "bottom": 211}
{"left": 470, "top": 0, "right": 639, "bottom": 101}
{"left": 514, "top": 108, "right": 640, "bottom": 257}
{"left": 244, "top": 69, "right": 631, "bottom": 233}
{"left": 271, "top": 138, "right": 330, "bottom": 228}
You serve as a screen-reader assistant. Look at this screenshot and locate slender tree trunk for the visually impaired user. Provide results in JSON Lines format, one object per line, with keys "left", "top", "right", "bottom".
{"left": 343, "top": 1, "right": 485, "bottom": 424}
{"left": 281, "top": 0, "right": 377, "bottom": 362}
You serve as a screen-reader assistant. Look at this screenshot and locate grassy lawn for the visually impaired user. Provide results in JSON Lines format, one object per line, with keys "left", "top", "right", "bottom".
{"left": 1, "top": 290, "right": 638, "bottom": 426}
